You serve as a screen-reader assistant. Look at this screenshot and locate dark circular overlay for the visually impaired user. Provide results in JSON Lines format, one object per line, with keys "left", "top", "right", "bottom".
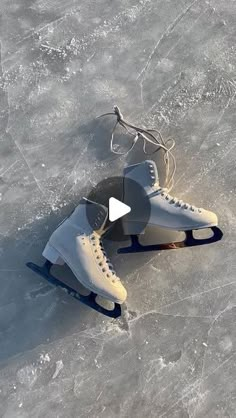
{"left": 86, "top": 176, "right": 151, "bottom": 242}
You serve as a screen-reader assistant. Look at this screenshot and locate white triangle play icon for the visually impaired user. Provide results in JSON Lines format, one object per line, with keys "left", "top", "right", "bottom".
{"left": 109, "top": 197, "right": 131, "bottom": 222}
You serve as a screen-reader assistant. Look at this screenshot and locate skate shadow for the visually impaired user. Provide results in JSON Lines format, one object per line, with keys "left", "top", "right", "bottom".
{"left": 0, "top": 188, "right": 185, "bottom": 367}
{"left": 0, "top": 114, "right": 175, "bottom": 365}
{"left": 104, "top": 226, "right": 186, "bottom": 278}
{"left": 0, "top": 199, "right": 102, "bottom": 366}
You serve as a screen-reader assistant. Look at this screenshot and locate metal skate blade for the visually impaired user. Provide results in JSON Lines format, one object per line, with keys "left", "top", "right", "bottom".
{"left": 185, "top": 226, "right": 223, "bottom": 246}
{"left": 117, "top": 226, "right": 223, "bottom": 254}
{"left": 26, "top": 262, "right": 122, "bottom": 318}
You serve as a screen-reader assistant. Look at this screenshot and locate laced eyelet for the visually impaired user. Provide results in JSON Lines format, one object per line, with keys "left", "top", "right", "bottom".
{"left": 91, "top": 233, "right": 117, "bottom": 277}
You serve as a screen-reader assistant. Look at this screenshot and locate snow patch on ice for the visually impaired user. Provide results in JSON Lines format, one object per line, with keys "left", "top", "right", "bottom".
{"left": 40, "top": 353, "right": 51, "bottom": 364}
{"left": 52, "top": 360, "right": 64, "bottom": 379}
{"left": 158, "top": 356, "right": 175, "bottom": 369}
{"left": 17, "top": 365, "right": 37, "bottom": 387}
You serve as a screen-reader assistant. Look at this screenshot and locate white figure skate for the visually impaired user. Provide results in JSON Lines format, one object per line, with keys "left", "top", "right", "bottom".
{"left": 27, "top": 198, "right": 127, "bottom": 317}
{"left": 119, "top": 160, "right": 223, "bottom": 253}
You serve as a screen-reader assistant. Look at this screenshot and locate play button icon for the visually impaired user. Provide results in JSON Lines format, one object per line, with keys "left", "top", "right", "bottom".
{"left": 85, "top": 175, "right": 150, "bottom": 242}
{"left": 109, "top": 197, "right": 131, "bottom": 222}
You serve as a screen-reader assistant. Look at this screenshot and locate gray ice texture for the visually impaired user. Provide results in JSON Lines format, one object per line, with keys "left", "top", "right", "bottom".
{"left": 0, "top": 0, "right": 236, "bottom": 417}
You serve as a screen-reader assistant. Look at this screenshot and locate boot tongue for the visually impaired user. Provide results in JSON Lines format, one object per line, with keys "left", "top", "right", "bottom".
{"left": 70, "top": 198, "right": 108, "bottom": 232}
{"left": 145, "top": 160, "right": 159, "bottom": 187}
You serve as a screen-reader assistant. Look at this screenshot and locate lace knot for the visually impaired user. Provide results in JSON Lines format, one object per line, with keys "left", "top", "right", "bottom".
{"left": 98, "top": 106, "right": 176, "bottom": 190}
{"left": 113, "top": 105, "right": 123, "bottom": 122}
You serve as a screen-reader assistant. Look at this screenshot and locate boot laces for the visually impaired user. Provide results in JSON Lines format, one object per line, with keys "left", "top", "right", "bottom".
{"left": 147, "top": 161, "right": 201, "bottom": 212}
{"left": 153, "top": 185, "right": 201, "bottom": 212}
{"left": 91, "top": 234, "right": 119, "bottom": 282}
{"left": 97, "top": 105, "right": 176, "bottom": 190}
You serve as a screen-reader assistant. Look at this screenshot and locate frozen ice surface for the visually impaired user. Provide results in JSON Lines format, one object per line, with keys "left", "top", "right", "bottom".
{"left": 0, "top": 0, "right": 236, "bottom": 417}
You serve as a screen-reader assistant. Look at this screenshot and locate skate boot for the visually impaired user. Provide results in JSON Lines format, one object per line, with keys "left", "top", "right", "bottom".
{"left": 27, "top": 199, "right": 126, "bottom": 318}
{"left": 119, "top": 160, "right": 222, "bottom": 253}
{"left": 42, "top": 198, "right": 127, "bottom": 304}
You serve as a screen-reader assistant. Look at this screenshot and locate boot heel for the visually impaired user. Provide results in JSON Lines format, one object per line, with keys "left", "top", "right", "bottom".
{"left": 42, "top": 243, "right": 65, "bottom": 265}
{"left": 122, "top": 221, "right": 146, "bottom": 235}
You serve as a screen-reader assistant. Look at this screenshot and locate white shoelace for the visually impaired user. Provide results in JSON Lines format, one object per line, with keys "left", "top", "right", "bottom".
{"left": 98, "top": 105, "right": 176, "bottom": 190}
{"left": 147, "top": 161, "right": 200, "bottom": 212}
{"left": 153, "top": 186, "right": 199, "bottom": 212}
{"left": 91, "top": 234, "right": 118, "bottom": 281}
{"left": 98, "top": 107, "right": 202, "bottom": 213}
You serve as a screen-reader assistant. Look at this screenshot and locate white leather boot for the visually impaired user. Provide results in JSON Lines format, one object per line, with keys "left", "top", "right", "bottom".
{"left": 42, "top": 198, "right": 127, "bottom": 304}
{"left": 123, "top": 160, "right": 218, "bottom": 235}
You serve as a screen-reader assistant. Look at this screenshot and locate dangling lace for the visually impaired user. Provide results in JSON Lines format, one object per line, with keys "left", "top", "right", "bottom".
{"left": 97, "top": 105, "right": 176, "bottom": 190}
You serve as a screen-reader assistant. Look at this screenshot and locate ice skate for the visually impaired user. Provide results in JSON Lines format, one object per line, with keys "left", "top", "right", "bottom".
{"left": 118, "top": 160, "right": 223, "bottom": 253}
{"left": 27, "top": 198, "right": 127, "bottom": 318}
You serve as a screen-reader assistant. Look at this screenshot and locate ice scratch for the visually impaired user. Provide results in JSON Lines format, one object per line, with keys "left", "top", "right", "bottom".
{"left": 186, "top": 140, "right": 236, "bottom": 193}
{"left": 158, "top": 6, "right": 208, "bottom": 65}
{"left": 137, "top": 0, "right": 199, "bottom": 82}
{"left": 192, "top": 304, "right": 233, "bottom": 417}
{"left": 198, "top": 90, "right": 236, "bottom": 151}
{"left": 13, "top": 139, "right": 45, "bottom": 195}
{"left": 159, "top": 280, "right": 236, "bottom": 310}
{"left": 0, "top": 160, "right": 19, "bottom": 177}
{"left": 159, "top": 352, "right": 236, "bottom": 417}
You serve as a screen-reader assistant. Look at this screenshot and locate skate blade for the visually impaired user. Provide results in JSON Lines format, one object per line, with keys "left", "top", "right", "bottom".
{"left": 26, "top": 261, "right": 122, "bottom": 319}
{"left": 117, "top": 226, "right": 223, "bottom": 254}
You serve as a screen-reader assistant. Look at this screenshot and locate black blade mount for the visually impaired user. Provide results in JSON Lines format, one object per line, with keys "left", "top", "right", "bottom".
{"left": 118, "top": 226, "right": 223, "bottom": 254}
{"left": 26, "top": 261, "right": 121, "bottom": 319}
